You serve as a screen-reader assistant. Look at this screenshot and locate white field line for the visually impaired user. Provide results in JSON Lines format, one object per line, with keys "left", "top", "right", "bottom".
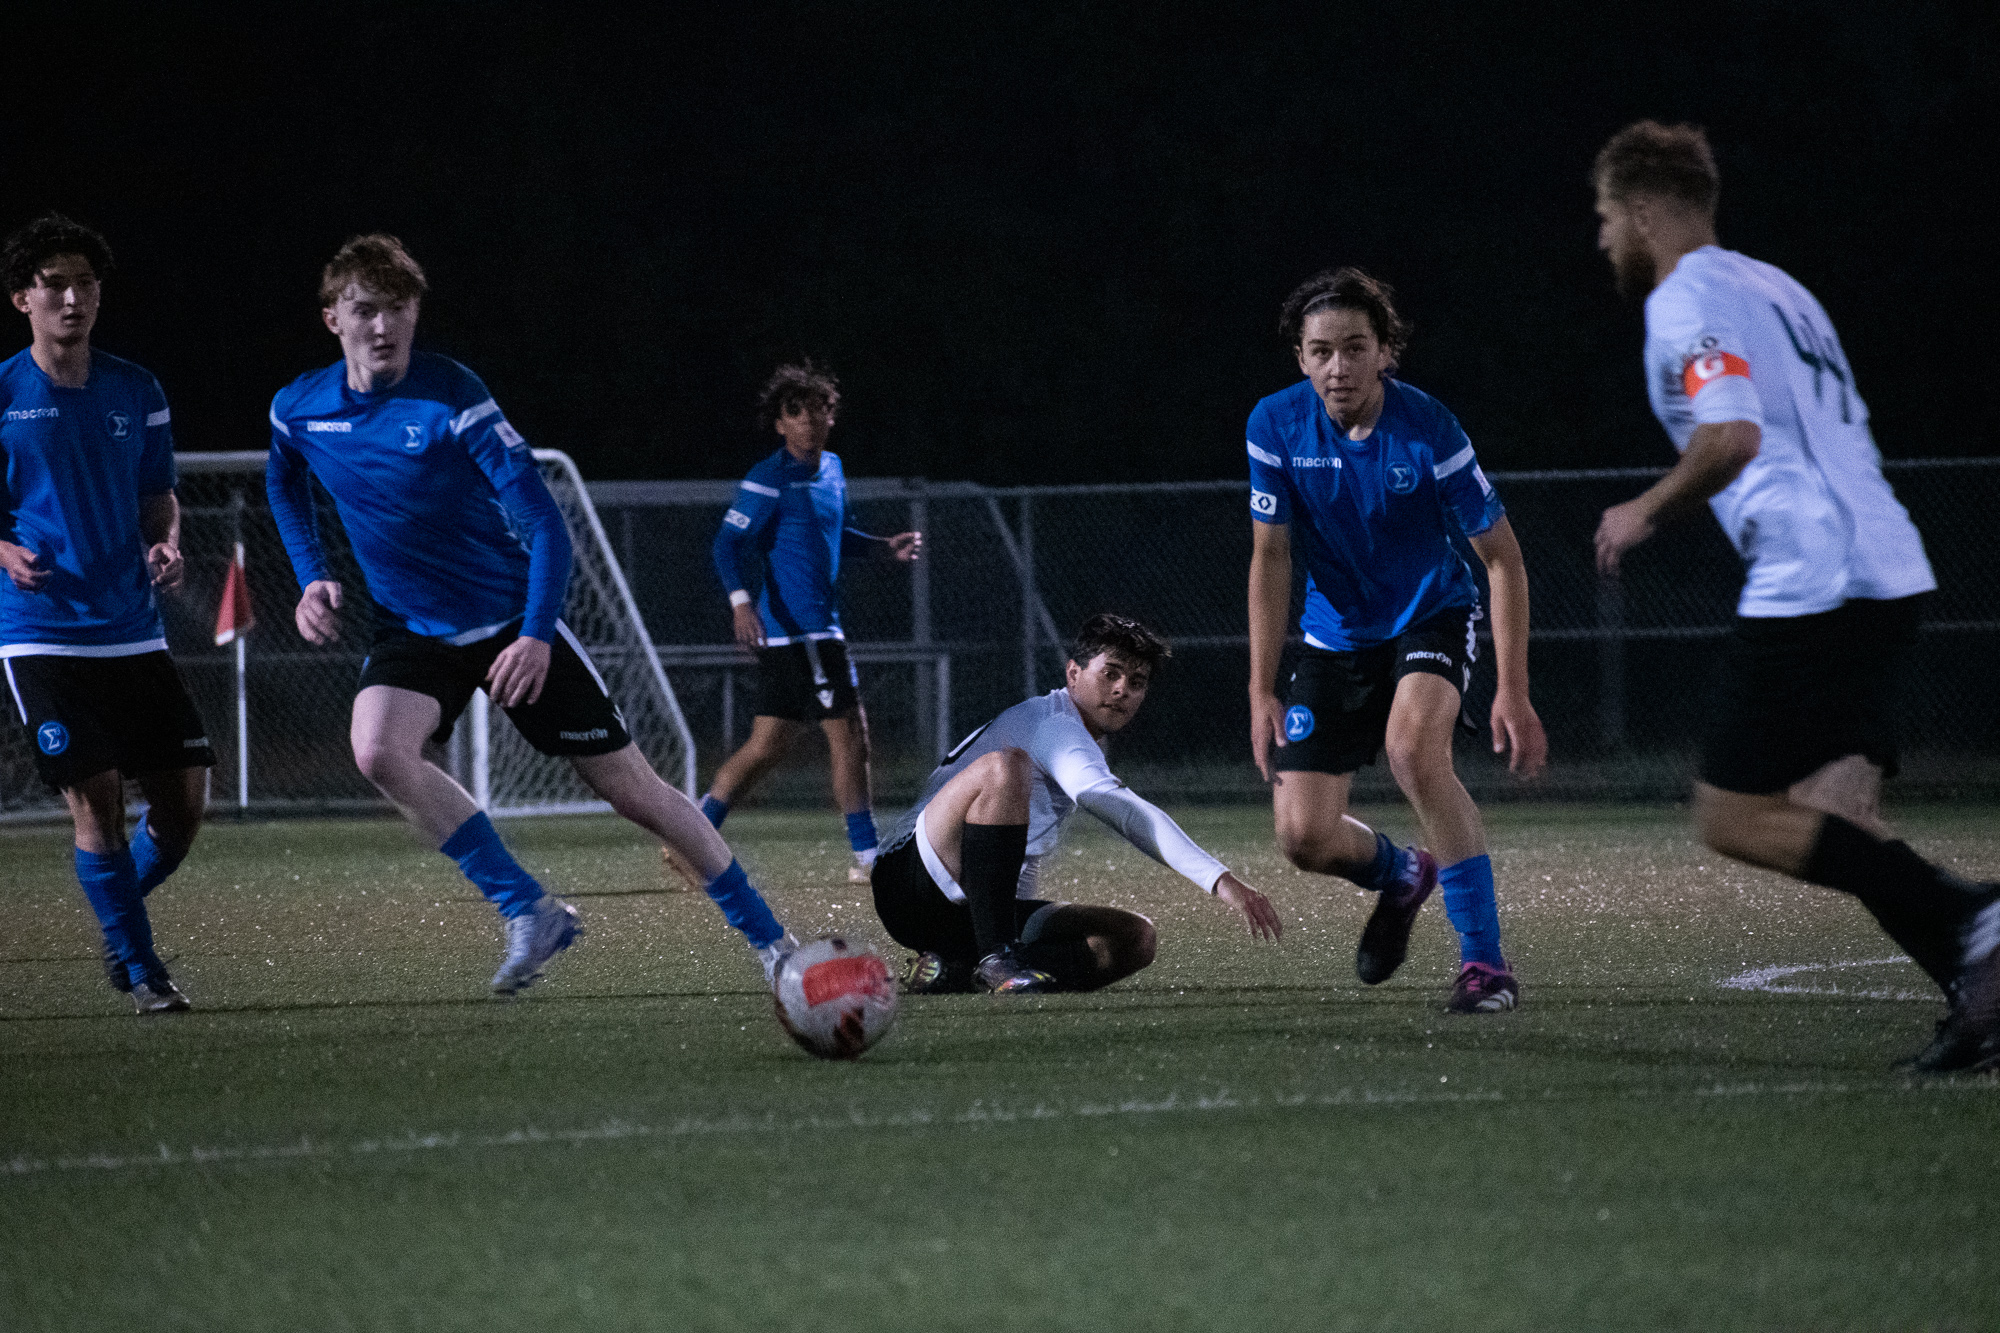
{"left": 1716, "top": 957, "right": 1932, "bottom": 1001}
{"left": 7, "top": 1077, "right": 1994, "bottom": 1179}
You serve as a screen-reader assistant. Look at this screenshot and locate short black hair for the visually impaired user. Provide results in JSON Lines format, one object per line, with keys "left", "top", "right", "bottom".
{"left": 1593, "top": 120, "right": 1720, "bottom": 216}
{"left": 757, "top": 360, "right": 841, "bottom": 431}
{"left": 1279, "top": 266, "right": 1410, "bottom": 358}
{"left": 3, "top": 213, "right": 114, "bottom": 295}
{"left": 1068, "top": 613, "right": 1171, "bottom": 672}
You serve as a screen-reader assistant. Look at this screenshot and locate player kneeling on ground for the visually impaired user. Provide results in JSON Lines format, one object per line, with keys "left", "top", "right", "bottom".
{"left": 872, "top": 614, "right": 1281, "bottom": 993}
{"left": 267, "top": 235, "right": 793, "bottom": 996}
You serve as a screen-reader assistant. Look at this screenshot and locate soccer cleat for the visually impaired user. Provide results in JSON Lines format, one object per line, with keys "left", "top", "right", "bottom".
{"left": 973, "top": 948, "right": 1057, "bottom": 994}
{"left": 847, "top": 862, "right": 873, "bottom": 885}
{"left": 1923, "top": 901, "right": 2000, "bottom": 1072}
{"left": 131, "top": 977, "right": 190, "bottom": 1014}
{"left": 757, "top": 932, "right": 802, "bottom": 990}
{"left": 1356, "top": 848, "right": 1438, "bottom": 985}
{"left": 490, "top": 896, "right": 583, "bottom": 996}
{"left": 902, "top": 950, "right": 977, "bottom": 995}
{"left": 1446, "top": 959, "right": 1520, "bottom": 1014}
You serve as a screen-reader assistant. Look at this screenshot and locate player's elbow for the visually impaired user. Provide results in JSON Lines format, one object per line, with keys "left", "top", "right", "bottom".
{"left": 1716, "top": 422, "right": 1762, "bottom": 471}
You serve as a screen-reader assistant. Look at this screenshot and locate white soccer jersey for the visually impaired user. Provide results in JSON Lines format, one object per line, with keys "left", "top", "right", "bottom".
{"left": 1643, "top": 246, "right": 1934, "bottom": 617}
{"left": 880, "top": 687, "right": 1229, "bottom": 901}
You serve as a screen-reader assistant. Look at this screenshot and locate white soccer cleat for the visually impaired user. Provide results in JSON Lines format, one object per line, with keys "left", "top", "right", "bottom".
{"left": 846, "top": 861, "right": 873, "bottom": 886}
{"left": 490, "top": 896, "right": 583, "bottom": 996}
{"left": 757, "top": 932, "right": 802, "bottom": 991}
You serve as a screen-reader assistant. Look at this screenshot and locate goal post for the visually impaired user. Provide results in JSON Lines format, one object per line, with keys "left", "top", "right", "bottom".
{"left": 0, "top": 449, "right": 695, "bottom": 821}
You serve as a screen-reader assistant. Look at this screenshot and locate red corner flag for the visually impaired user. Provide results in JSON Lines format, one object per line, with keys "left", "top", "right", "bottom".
{"left": 213, "top": 541, "right": 257, "bottom": 646}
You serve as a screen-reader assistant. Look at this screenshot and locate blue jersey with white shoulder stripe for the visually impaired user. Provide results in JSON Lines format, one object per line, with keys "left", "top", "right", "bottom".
{"left": 711, "top": 448, "right": 881, "bottom": 644}
{"left": 0, "top": 348, "right": 176, "bottom": 654}
{"left": 1247, "top": 377, "right": 1503, "bottom": 650}
{"left": 266, "top": 352, "right": 571, "bottom": 643}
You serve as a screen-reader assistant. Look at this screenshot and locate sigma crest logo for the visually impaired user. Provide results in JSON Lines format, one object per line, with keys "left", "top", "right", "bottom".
{"left": 817, "top": 688, "right": 835, "bottom": 710}
{"left": 401, "top": 422, "right": 425, "bottom": 453}
{"left": 36, "top": 721, "right": 70, "bottom": 756}
{"left": 1283, "top": 705, "right": 1315, "bottom": 742}
{"left": 1386, "top": 462, "right": 1418, "bottom": 494}
{"left": 1250, "top": 490, "right": 1278, "bottom": 516}
{"left": 104, "top": 410, "right": 132, "bottom": 441}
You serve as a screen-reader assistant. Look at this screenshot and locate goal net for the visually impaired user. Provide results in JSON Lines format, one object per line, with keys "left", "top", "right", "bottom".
{"left": 0, "top": 449, "right": 694, "bottom": 820}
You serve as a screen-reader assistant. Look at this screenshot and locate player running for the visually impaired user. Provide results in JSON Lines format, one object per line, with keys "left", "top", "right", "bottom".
{"left": 700, "top": 362, "right": 920, "bottom": 884}
{"left": 1246, "top": 267, "right": 1547, "bottom": 1014}
{"left": 2, "top": 214, "right": 213, "bottom": 1014}
{"left": 267, "top": 234, "right": 794, "bottom": 995}
{"left": 872, "top": 613, "right": 1281, "bottom": 994}
{"left": 1589, "top": 121, "right": 2000, "bottom": 1071}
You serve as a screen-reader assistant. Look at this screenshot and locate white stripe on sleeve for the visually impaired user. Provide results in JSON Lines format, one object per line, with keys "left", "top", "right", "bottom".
{"left": 451, "top": 399, "right": 500, "bottom": 435}
{"left": 739, "top": 479, "right": 781, "bottom": 498}
{"left": 146, "top": 408, "right": 171, "bottom": 427}
{"left": 1433, "top": 444, "right": 1476, "bottom": 479}
{"left": 1247, "top": 441, "right": 1283, "bottom": 467}
{"left": 269, "top": 406, "right": 291, "bottom": 437}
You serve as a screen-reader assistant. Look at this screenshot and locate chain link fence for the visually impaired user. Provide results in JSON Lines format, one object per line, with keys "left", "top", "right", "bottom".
{"left": 6, "top": 459, "right": 1995, "bottom": 818}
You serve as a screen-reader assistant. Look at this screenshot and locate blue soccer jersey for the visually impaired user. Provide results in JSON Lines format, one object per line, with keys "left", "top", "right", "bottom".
{"left": 711, "top": 448, "right": 882, "bottom": 644}
{"left": 266, "top": 353, "right": 572, "bottom": 644}
{"left": 1, "top": 348, "right": 176, "bottom": 655}
{"left": 1247, "top": 377, "right": 1504, "bottom": 650}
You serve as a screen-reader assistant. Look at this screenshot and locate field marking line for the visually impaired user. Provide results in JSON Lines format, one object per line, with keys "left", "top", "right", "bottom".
{"left": 8, "top": 1077, "right": 1994, "bottom": 1179}
{"left": 1716, "top": 957, "right": 1932, "bottom": 1001}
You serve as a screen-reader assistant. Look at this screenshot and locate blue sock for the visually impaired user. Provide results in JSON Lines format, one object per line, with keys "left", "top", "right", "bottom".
{"left": 130, "top": 818, "right": 186, "bottom": 899}
{"left": 75, "top": 847, "right": 163, "bottom": 986}
{"left": 700, "top": 794, "right": 730, "bottom": 829}
{"left": 1438, "top": 854, "right": 1505, "bottom": 968}
{"left": 1356, "top": 831, "right": 1402, "bottom": 893}
{"left": 440, "top": 813, "right": 546, "bottom": 919}
{"left": 704, "top": 859, "right": 784, "bottom": 950}
{"left": 844, "top": 810, "right": 878, "bottom": 858}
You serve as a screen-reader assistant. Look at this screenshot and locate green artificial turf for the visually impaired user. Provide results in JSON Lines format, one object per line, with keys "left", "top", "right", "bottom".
{"left": 3, "top": 804, "right": 1997, "bottom": 1331}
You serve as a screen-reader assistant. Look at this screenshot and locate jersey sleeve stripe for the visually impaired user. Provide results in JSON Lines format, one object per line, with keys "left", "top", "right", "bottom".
{"left": 739, "top": 479, "right": 781, "bottom": 498}
{"left": 146, "top": 408, "right": 171, "bottom": 427}
{"left": 268, "top": 406, "right": 291, "bottom": 437}
{"left": 1433, "top": 444, "right": 1476, "bottom": 478}
{"left": 1247, "top": 441, "right": 1283, "bottom": 467}
{"left": 451, "top": 399, "right": 500, "bottom": 435}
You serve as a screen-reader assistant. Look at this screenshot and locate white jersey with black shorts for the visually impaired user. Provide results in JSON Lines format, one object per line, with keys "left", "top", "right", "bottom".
{"left": 1642, "top": 246, "right": 1936, "bottom": 792}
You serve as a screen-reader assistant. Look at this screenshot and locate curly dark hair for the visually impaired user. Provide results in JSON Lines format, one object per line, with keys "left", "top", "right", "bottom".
{"left": 318, "top": 233, "right": 428, "bottom": 307}
{"left": 1278, "top": 266, "right": 1411, "bottom": 358}
{"left": 3, "top": 214, "right": 114, "bottom": 294}
{"left": 1592, "top": 120, "right": 1720, "bottom": 216}
{"left": 757, "top": 360, "right": 841, "bottom": 431}
{"left": 1068, "top": 613, "right": 1172, "bottom": 672}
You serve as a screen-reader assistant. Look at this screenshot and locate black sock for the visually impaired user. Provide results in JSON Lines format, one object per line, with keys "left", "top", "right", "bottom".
{"left": 959, "top": 823, "right": 1029, "bottom": 959}
{"left": 1800, "top": 817, "right": 1976, "bottom": 993}
{"left": 1016, "top": 936, "right": 1100, "bottom": 990}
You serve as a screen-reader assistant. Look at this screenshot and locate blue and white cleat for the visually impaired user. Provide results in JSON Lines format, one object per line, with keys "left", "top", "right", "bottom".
{"left": 757, "top": 932, "right": 802, "bottom": 991}
{"left": 490, "top": 896, "right": 583, "bottom": 996}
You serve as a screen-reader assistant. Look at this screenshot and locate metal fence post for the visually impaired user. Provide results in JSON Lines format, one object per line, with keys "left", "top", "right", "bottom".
{"left": 721, "top": 668, "right": 735, "bottom": 758}
{"left": 1597, "top": 574, "right": 1626, "bottom": 752}
{"left": 1020, "top": 494, "right": 1036, "bottom": 699}
{"left": 910, "top": 486, "right": 933, "bottom": 758}
{"left": 935, "top": 652, "right": 952, "bottom": 761}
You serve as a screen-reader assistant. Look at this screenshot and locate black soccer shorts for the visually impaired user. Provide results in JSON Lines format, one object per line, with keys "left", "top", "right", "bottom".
{"left": 1273, "top": 604, "right": 1479, "bottom": 776}
{"left": 5, "top": 651, "right": 216, "bottom": 790}
{"left": 1700, "top": 594, "right": 1924, "bottom": 795}
{"left": 755, "top": 638, "right": 861, "bottom": 722}
{"left": 358, "top": 620, "right": 631, "bottom": 756}
{"left": 870, "top": 837, "right": 1056, "bottom": 964}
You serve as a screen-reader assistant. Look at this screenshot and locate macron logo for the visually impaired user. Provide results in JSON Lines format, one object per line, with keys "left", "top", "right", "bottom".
{"left": 4, "top": 407, "right": 58, "bottom": 421}
{"left": 1291, "top": 457, "right": 1341, "bottom": 468}
{"left": 558, "top": 728, "right": 610, "bottom": 742}
{"left": 305, "top": 421, "right": 353, "bottom": 433}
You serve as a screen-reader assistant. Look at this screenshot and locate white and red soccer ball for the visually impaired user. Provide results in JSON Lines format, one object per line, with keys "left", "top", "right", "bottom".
{"left": 773, "top": 936, "right": 899, "bottom": 1060}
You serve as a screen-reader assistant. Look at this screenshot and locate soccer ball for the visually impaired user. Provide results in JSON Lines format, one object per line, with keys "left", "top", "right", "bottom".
{"left": 772, "top": 936, "right": 899, "bottom": 1060}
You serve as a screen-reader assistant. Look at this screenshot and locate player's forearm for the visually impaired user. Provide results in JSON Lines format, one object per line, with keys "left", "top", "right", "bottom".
{"left": 1078, "top": 786, "right": 1228, "bottom": 893}
{"left": 265, "top": 446, "right": 331, "bottom": 586}
{"left": 1246, "top": 532, "right": 1292, "bottom": 696}
{"left": 1637, "top": 421, "right": 1761, "bottom": 528}
{"left": 711, "top": 528, "right": 752, "bottom": 601}
{"left": 498, "top": 473, "right": 572, "bottom": 641}
{"left": 139, "top": 492, "right": 180, "bottom": 549}
{"left": 1469, "top": 518, "right": 1532, "bottom": 696}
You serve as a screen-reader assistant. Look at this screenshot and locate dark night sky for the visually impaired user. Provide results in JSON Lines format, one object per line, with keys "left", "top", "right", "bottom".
{"left": 7, "top": 2, "right": 1994, "bottom": 482}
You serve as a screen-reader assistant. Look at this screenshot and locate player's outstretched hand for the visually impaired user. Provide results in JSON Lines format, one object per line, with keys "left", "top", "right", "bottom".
{"left": 487, "top": 635, "right": 552, "bottom": 709}
{"left": 1593, "top": 499, "right": 1655, "bottom": 578}
{"left": 0, "top": 539, "right": 50, "bottom": 593}
{"left": 1215, "top": 872, "right": 1282, "bottom": 942}
{"left": 1249, "top": 691, "right": 1289, "bottom": 783}
{"left": 296, "top": 580, "right": 345, "bottom": 644}
{"left": 731, "top": 602, "right": 766, "bottom": 649}
{"left": 146, "top": 542, "right": 184, "bottom": 591}
{"left": 887, "top": 531, "right": 922, "bottom": 562}
{"left": 1490, "top": 689, "right": 1548, "bottom": 778}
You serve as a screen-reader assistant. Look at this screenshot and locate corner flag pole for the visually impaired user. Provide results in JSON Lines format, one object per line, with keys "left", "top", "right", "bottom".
{"left": 214, "top": 490, "right": 258, "bottom": 809}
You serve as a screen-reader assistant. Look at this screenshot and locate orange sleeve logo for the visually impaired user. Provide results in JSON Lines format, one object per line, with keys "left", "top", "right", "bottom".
{"left": 1682, "top": 351, "right": 1751, "bottom": 397}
